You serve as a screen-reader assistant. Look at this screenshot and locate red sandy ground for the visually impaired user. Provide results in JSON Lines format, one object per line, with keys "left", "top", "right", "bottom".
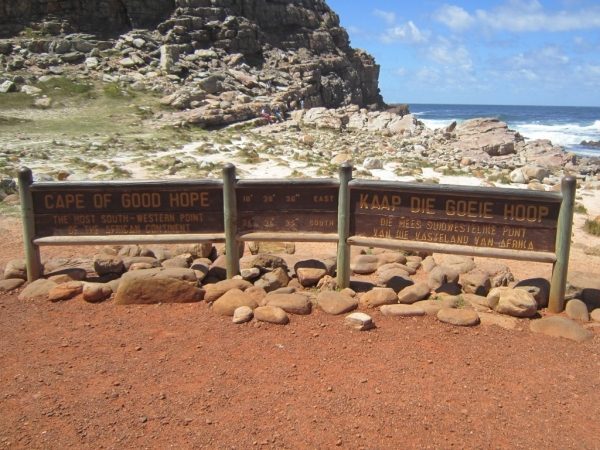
{"left": 1, "top": 216, "right": 599, "bottom": 449}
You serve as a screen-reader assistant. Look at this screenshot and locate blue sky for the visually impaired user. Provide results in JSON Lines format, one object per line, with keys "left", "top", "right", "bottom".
{"left": 325, "top": 0, "right": 600, "bottom": 106}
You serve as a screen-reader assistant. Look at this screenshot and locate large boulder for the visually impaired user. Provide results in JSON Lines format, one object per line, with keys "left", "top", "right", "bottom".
{"left": 212, "top": 289, "right": 258, "bottom": 316}
{"left": 264, "top": 293, "right": 312, "bottom": 315}
{"left": 114, "top": 268, "right": 203, "bottom": 305}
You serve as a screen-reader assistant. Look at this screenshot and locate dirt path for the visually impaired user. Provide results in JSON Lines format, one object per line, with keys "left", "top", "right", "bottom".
{"left": 1, "top": 214, "right": 600, "bottom": 448}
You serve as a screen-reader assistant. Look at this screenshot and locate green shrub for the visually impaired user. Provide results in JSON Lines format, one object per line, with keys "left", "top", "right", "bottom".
{"left": 583, "top": 219, "right": 600, "bottom": 236}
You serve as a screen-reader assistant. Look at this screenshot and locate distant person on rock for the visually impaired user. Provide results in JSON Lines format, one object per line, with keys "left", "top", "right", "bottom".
{"left": 260, "top": 105, "right": 272, "bottom": 124}
{"left": 273, "top": 105, "right": 284, "bottom": 123}
{"left": 266, "top": 81, "right": 272, "bottom": 95}
{"left": 300, "top": 97, "right": 305, "bottom": 110}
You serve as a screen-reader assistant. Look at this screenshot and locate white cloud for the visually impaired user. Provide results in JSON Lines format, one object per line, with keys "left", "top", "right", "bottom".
{"left": 433, "top": 0, "right": 600, "bottom": 33}
{"left": 432, "top": 4, "right": 475, "bottom": 31}
{"left": 426, "top": 37, "right": 472, "bottom": 70}
{"left": 392, "top": 67, "right": 408, "bottom": 76}
{"left": 382, "top": 21, "right": 429, "bottom": 44}
{"left": 373, "top": 9, "right": 396, "bottom": 26}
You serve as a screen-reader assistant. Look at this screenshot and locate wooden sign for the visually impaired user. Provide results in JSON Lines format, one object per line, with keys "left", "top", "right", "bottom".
{"left": 349, "top": 181, "right": 562, "bottom": 253}
{"left": 235, "top": 180, "right": 338, "bottom": 234}
{"left": 30, "top": 180, "right": 224, "bottom": 237}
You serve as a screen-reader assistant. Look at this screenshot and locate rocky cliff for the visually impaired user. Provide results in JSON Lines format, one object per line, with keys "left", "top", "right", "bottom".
{"left": 0, "top": 0, "right": 384, "bottom": 120}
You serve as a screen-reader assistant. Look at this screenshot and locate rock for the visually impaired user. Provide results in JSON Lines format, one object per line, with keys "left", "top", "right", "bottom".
{"left": 247, "top": 241, "right": 295, "bottom": 255}
{"left": 437, "top": 309, "right": 480, "bottom": 327}
{"left": 295, "top": 258, "right": 335, "bottom": 287}
{"left": 94, "top": 253, "right": 124, "bottom": 275}
{"left": 190, "top": 258, "right": 210, "bottom": 281}
{"left": 359, "top": 287, "right": 398, "bottom": 308}
{"left": 204, "top": 279, "right": 253, "bottom": 303}
{"left": 114, "top": 268, "right": 203, "bottom": 305}
{"left": 253, "top": 306, "right": 289, "bottom": 325}
{"left": 413, "top": 299, "right": 457, "bottom": 315}
{"left": 375, "top": 251, "right": 408, "bottom": 265}
{"left": 254, "top": 267, "right": 290, "bottom": 292}
{"left": 509, "top": 168, "right": 529, "bottom": 184}
{"left": 428, "top": 266, "right": 460, "bottom": 290}
{"left": 233, "top": 306, "right": 254, "bottom": 324}
{"left": 20, "top": 85, "right": 42, "bottom": 95}
{"left": 47, "top": 268, "right": 88, "bottom": 283}
{"left": 435, "top": 282, "right": 462, "bottom": 295}
{"left": 317, "top": 291, "right": 358, "bottom": 315}
{"left": 384, "top": 271, "right": 414, "bottom": 293}
{"left": 208, "top": 255, "right": 228, "bottom": 280}
{"left": 264, "top": 293, "right": 312, "bottom": 315}
{"left": 317, "top": 275, "right": 339, "bottom": 291}
{"left": 441, "top": 255, "right": 475, "bottom": 274}
{"left": 48, "top": 281, "right": 84, "bottom": 302}
{"left": 567, "top": 271, "right": 600, "bottom": 310}
{"left": 363, "top": 157, "right": 383, "bottom": 170}
{"left": 397, "top": 282, "right": 431, "bottom": 304}
{"left": 422, "top": 256, "right": 437, "bottom": 272}
{"left": 251, "top": 254, "right": 288, "bottom": 271}
{"left": 0, "top": 80, "right": 16, "bottom": 93}
{"left": 351, "top": 255, "right": 385, "bottom": 274}
{"left": 377, "top": 262, "right": 415, "bottom": 276}
{"left": 240, "top": 267, "right": 261, "bottom": 280}
{"left": 376, "top": 267, "right": 410, "bottom": 285}
{"left": 212, "top": 289, "right": 258, "bottom": 316}
{"left": 530, "top": 317, "right": 593, "bottom": 342}
{"left": 460, "top": 272, "right": 492, "bottom": 296}
{"left": 380, "top": 304, "right": 426, "bottom": 317}
{"left": 473, "top": 263, "right": 514, "bottom": 288}
{"left": 18, "top": 279, "right": 58, "bottom": 300}
{"left": 565, "top": 299, "right": 590, "bottom": 322}
{"left": 0, "top": 278, "right": 25, "bottom": 292}
{"left": 82, "top": 283, "right": 112, "bottom": 303}
{"left": 477, "top": 312, "right": 518, "bottom": 330}
{"left": 4, "top": 259, "right": 29, "bottom": 280}
{"left": 514, "top": 278, "right": 550, "bottom": 309}
{"left": 344, "top": 312, "right": 375, "bottom": 331}
{"left": 489, "top": 288, "right": 537, "bottom": 317}
{"left": 590, "top": 309, "right": 600, "bottom": 322}
{"left": 245, "top": 286, "right": 267, "bottom": 304}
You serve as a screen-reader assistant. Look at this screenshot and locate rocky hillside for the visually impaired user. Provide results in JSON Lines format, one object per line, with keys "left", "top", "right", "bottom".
{"left": 0, "top": 0, "right": 384, "bottom": 129}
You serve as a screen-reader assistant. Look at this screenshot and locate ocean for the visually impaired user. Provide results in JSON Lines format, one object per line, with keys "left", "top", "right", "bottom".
{"left": 409, "top": 104, "right": 600, "bottom": 157}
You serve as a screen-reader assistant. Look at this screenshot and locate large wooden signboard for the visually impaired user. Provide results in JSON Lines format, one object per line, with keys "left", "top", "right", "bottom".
{"left": 19, "top": 164, "right": 576, "bottom": 313}
{"left": 29, "top": 180, "right": 224, "bottom": 238}
{"left": 235, "top": 179, "right": 338, "bottom": 236}
{"left": 349, "top": 181, "right": 562, "bottom": 253}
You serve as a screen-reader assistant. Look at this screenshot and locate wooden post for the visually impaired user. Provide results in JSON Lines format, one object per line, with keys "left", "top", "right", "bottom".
{"left": 548, "top": 176, "right": 576, "bottom": 313}
{"left": 336, "top": 162, "right": 352, "bottom": 288}
{"left": 18, "top": 167, "right": 43, "bottom": 281}
{"left": 222, "top": 163, "right": 239, "bottom": 278}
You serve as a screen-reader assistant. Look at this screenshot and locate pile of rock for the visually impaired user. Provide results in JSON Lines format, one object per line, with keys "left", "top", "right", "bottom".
{"left": 0, "top": 0, "right": 384, "bottom": 128}
{"left": 2, "top": 243, "right": 597, "bottom": 341}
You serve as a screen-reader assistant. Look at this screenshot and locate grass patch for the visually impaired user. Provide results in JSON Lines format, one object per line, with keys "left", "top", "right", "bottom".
{"left": 488, "top": 173, "right": 512, "bottom": 184}
{"left": 574, "top": 203, "right": 588, "bottom": 214}
{"left": 39, "top": 77, "right": 93, "bottom": 97}
{"left": 0, "top": 115, "right": 32, "bottom": 125}
{"left": 583, "top": 219, "right": 600, "bottom": 236}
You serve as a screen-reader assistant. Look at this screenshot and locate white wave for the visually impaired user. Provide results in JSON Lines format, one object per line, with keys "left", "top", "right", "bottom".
{"left": 513, "top": 120, "right": 600, "bottom": 148}
{"left": 419, "top": 118, "right": 457, "bottom": 130}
